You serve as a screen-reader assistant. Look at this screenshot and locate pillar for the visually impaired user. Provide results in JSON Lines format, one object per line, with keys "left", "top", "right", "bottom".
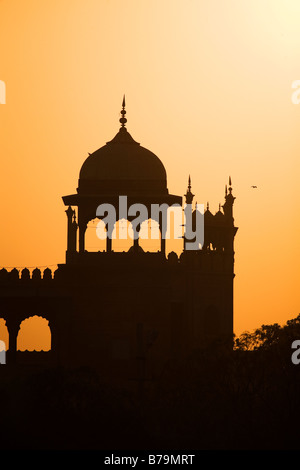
{"left": 159, "top": 212, "right": 167, "bottom": 256}
{"left": 6, "top": 319, "right": 20, "bottom": 365}
{"left": 66, "top": 206, "right": 77, "bottom": 253}
{"left": 79, "top": 223, "right": 87, "bottom": 253}
{"left": 106, "top": 223, "right": 113, "bottom": 253}
{"left": 133, "top": 223, "right": 140, "bottom": 252}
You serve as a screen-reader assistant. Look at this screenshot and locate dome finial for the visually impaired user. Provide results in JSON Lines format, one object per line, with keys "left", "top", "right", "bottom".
{"left": 119, "top": 94, "right": 127, "bottom": 128}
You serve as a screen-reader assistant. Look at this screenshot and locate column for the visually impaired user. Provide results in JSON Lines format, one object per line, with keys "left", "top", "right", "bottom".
{"left": 106, "top": 223, "right": 113, "bottom": 253}
{"left": 65, "top": 206, "right": 73, "bottom": 252}
{"left": 6, "top": 319, "right": 20, "bottom": 365}
{"left": 66, "top": 206, "right": 77, "bottom": 253}
{"left": 79, "top": 222, "right": 87, "bottom": 253}
{"left": 133, "top": 223, "right": 140, "bottom": 252}
{"left": 159, "top": 212, "right": 167, "bottom": 256}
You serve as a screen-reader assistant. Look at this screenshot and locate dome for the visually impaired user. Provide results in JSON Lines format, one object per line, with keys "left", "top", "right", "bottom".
{"left": 78, "top": 127, "right": 167, "bottom": 196}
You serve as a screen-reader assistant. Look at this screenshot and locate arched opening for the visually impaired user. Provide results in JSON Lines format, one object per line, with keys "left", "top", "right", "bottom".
{"left": 85, "top": 218, "right": 106, "bottom": 252}
{"left": 0, "top": 318, "right": 8, "bottom": 351}
{"left": 139, "top": 218, "right": 160, "bottom": 252}
{"left": 165, "top": 206, "right": 184, "bottom": 256}
{"left": 112, "top": 219, "right": 134, "bottom": 252}
{"left": 17, "top": 316, "right": 51, "bottom": 352}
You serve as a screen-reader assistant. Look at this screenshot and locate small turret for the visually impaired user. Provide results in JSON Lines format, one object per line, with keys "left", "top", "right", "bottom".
{"left": 66, "top": 206, "right": 77, "bottom": 254}
{"left": 184, "top": 175, "right": 194, "bottom": 205}
{"left": 222, "top": 176, "right": 235, "bottom": 222}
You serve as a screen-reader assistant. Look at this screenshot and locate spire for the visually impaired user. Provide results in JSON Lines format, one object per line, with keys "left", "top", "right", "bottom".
{"left": 107, "top": 95, "right": 139, "bottom": 144}
{"left": 223, "top": 175, "right": 235, "bottom": 220}
{"left": 228, "top": 176, "right": 232, "bottom": 194}
{"left": 184, "top": 175, "right": 194, "bottom": 205}
{"left": 119, "top": 94, "right": 127, "bottom": 128}
{"left": 225, "top": 176, "right": 234, "bottom": 199}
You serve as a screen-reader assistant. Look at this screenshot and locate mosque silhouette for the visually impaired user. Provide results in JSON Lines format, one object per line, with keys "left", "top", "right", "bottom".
{"left": 0, "top": 98, "right": 238, "bottom": 383}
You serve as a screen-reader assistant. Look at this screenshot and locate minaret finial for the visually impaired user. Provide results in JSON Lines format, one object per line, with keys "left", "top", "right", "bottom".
{"left": 119, "top": 95, "right": 127, "bottom": 128}
{"left": 228, "top": 176, "right": 232, "bottom": 194}
{"left": 223, "top": 176, "right": 235, "bottom": 219}
{"left": 184, "top": 175, "right": 194, "bottom": 205}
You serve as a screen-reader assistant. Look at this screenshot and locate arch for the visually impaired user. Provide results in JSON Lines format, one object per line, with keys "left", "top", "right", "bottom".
{"left": 17, "top": 315, "right": 51, "bottom": 351}
{"left": 139, "top": 218, "right": 160, "bottom": 252}
{"left": 165, "top": 205, "right": 184, "bottom": 256}
{"left": 111, "top": 219, "right": 134, "bottom": 252}
{"left": 85, "top": 218, "right": 106, "bottom": 252}
{"left": 0, "top": 318, "right": 9, "bottom": 351}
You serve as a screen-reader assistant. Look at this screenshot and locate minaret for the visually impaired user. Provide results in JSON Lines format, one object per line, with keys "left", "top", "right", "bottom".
{"left": 66, "top": 206, "right": 78, "bottom": 255}
{"left": 223, "top": 176, "right": 235, "bottom": 222}
{"left": 184, "top": 175, "right": 194, "bottom": 205}
{"left": 184, "top": 175, "right": 195, "bottom": 251}
{"left": 71, "top": 211, "right": 78, "bottom": 251}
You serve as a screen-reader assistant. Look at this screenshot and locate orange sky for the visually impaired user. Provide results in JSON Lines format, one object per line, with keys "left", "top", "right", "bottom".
{"left": 0, "top": 0, "right": 300, "bottom": 349}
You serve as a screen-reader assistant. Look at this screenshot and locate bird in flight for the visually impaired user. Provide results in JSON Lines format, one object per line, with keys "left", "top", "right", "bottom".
{"left": 251, "top": 185, "right": 257, "bottom": 188}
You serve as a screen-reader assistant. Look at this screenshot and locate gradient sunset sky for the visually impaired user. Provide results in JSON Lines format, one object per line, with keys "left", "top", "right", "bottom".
{"left": 0, "top": 0, "right": 299, "bottom": 348}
